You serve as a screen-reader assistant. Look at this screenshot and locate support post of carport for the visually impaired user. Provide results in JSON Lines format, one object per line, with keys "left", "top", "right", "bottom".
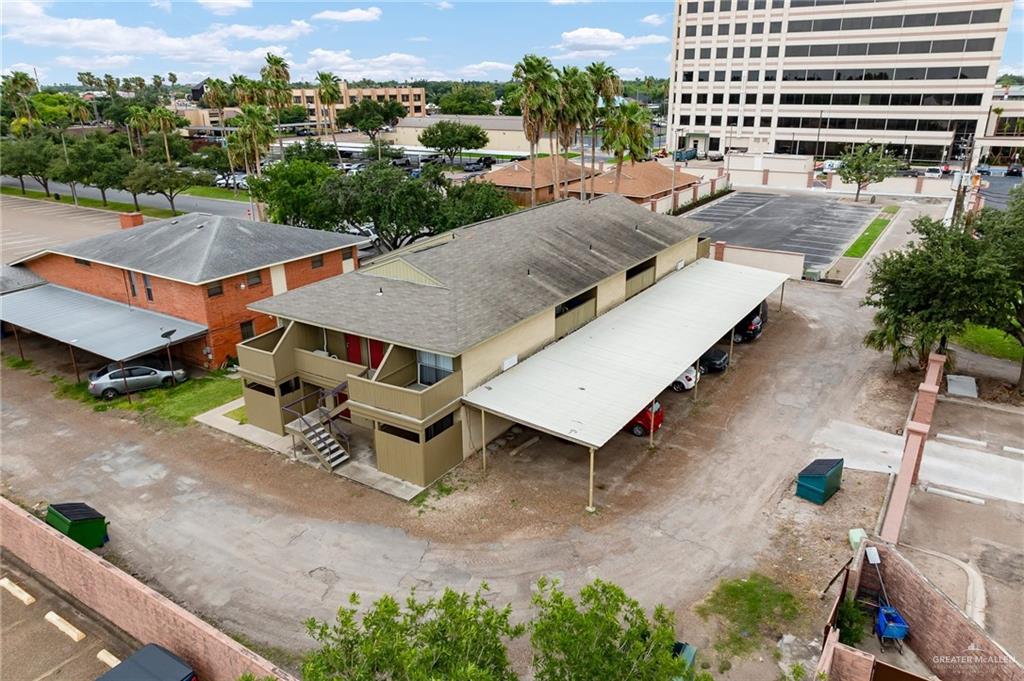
{"left": 118, "top": 360, "right": 132, "bottom": 404}
{"left": 586, "top": 446, "right": 596, "bottom": 513}
{"left": 11, "top": 325, "right": 24, "bottom": 361}
{"left": 778, "top": 280, "right": 786, "bottom": 312}
{"left": 728, "top": 334, "right": 734, "bottom": 371}
{"left": 648, "top": 403, "right": 654, "bottom": 448}
{"left": 68, "top": 345, "right": 80, "bottom": 384}
{"left": 480, "top": 408, "right": 487, "bottom": 472}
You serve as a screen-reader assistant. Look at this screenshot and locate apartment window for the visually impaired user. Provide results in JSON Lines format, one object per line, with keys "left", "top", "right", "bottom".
{"left": 700, "top": 47, "right": 712, "bottom": 58}
{"left": 142, "top": 273, "right": 153, "bottom": 302}
{"left": 311, "top": 254, "right": 324, "bottom": 268}
{"left": 305, "top": 96, "right": 314, "bottom": 104}
{"left": 379, "top": 422, "right": 419, "bottom": 443}
{"left": 712, "top": 93, "right": 724, "bottom": 104}
{"left": 714, "top": 70, "right": 726, "bottom": 82}
{"left": 74, "top": 258, "right": 91, "bottom": 266}
{"left": 735, "top": 23, "right": 747, "bottom": 35}
{"left": 750, "top": 46, "right": 762, "bottom": 57}
{"left": 414, "top": 94, "right": 422, "bottom": 101}
{"left": 207, "top": 280, "right": 223, "bottom": 297}
{"left": 696, "top": 93, "right": 708, "bottom": 104}
{"left": 841, "top": 16, "right": 870, "bottom": 30}
{"left": 240, "top": 320, "right": 255, "bottom": 341}
{"left": 246, "top": 270, "right": 262, "bottom": 286}
{"left": 416, "top": 351, "right": 453, "bottom": 386}
{"left": 769, "top": 21, "right": 781, "bottom": 33}
{"left": 684, "top": 48, "right": 696, "bottom": 59}
{"left": 717, "top": 47, "right": 728, "bottom": 58}
{"left": 745, "top": 93, "right": 757, "bottom": 104}
{"left": 761, "top": 93, "right": 774, "bottom": 104}
{"left": 971, "top": 9, "right": 1001, "bottom": 23}
{"left": 766, "top": 45, "right": 779, "bottom": 57}
{"left": 425, "top": 412, "right": 455, "bottom": 442}
{"left": 702, "top": 24, "right": 713, "bottom": 36}
{"left": 729, "top": 93, "right": 741, "bottom": 104}
{"left": 128, "top": 272, "right": 137, "bottom": 297}
{"left": 751, "top": 21, "right": 764, "bottom": 34}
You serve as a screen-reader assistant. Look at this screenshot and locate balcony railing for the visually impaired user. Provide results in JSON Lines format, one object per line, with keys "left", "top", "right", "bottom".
{"left": 348, "top": 370, "right": 463, "bottom": 421}
{"left": 294, "top": 349, "right": 366, "bottom": 386}
{"left": 555, "top": 298, "right": 597, "bottom": 338}
{"left": 625, "top": 268, "right": 656, "bottom": 299}
{"left": 237, "top": 325, "right": 294, "bottom": 381}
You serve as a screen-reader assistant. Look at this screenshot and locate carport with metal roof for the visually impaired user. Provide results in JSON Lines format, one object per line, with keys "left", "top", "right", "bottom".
{"left": 1, "top": 284, "right": 207, "bottom": 393}
{"left": 463, "top": 258, "right": 788, "bottom": 511}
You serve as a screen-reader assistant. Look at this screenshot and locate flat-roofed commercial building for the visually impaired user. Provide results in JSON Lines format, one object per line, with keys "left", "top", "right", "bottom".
{"left": 291, "top": 83, "right": 426, "bottom": 129}
{"left": 667, "top": 0, "right": 1014, "bottom": 164}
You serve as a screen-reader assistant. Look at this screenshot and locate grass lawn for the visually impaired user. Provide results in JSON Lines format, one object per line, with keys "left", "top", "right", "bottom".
{"left": 882, "top": 204, "right": 899, "bottom": 214}
{"left": 1, "top": 186, "right": 176, "bottom": 219}
{"left": 954, "top": 324, "right": 1024, "bottom": 363}
{"left": 696, "top": 573, "right": 800, "bottom": 658}
{"left": 182, "top": 186, "right": 250, "bottom": 202}
{"left": 53, "top": 372, "right": 243, "bottom": 425}
{"left": 843, "top": 211, "right": 897, "bottom": 258}
{"left": 224, "top": 404, "right": 248, "bottom": 424}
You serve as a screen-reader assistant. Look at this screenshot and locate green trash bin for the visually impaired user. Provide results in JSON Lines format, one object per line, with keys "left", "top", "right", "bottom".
{"left": 796, "top": 458, "right": 844, "bottom": 505}
{"left": 45, "top": 503, "right": 108, "bottom": 549}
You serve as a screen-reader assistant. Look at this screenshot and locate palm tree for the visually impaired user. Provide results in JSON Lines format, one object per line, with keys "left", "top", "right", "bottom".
{"left": 233, "top": 104, "right": 275, "bottom": 176}
{"left": 264, "top": 78, "right": 291, "bottom": 157}
{"left": 586, "top": 62, "right": 622, "bottom": 197}
{"left": 543, "top": 73, "right": 565, "bottom": 200}
{"left": 201, "top": 78, "right": 229, "bottom": 135}
{"left": 316, "top": 71, "right": 344, "bottom": 162}
{"left": 602, "top": 101, "right": 653, "bottom": 193}
{"left": 512, "top": 54, "right": 557, "bottom": 207}
{"left": 126, "top": 105, "right": 151, "bottom": 156}
{"left": 2, "top": 71, "right": 37, "bottom": 124}
{"left": 992, "top": 106, "right": 1005, "bottom": 135}
{"left": 230, "top": 74, "right": 257, "bottom": 105}
{"left": 261, "top": 52, "right": 290, "bottom": 84}
{"left": 102, "top": 74, "right": 120, "bottom": 97}
{"left": 149, "top": 107, "right": 181, "bottom": 163}
{"left": 558, "top": 66, "right": 594, "bottom": 200}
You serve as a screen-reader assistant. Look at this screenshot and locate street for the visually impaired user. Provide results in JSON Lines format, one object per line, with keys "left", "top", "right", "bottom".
{"left": 1, "top": 178, "right": 251, "bottom": 219}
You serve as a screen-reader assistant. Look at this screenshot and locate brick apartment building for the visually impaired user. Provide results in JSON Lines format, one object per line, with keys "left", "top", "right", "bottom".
{"left": 8, "top": 213, "right": 368, "bottom": 368}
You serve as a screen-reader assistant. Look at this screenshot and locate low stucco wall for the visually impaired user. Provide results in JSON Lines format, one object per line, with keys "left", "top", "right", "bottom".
{"left": 0, "top": 497, "right": 295, "bottom": 681}
{"left": 719, "top": 243, "right": 805, "bottom": 280}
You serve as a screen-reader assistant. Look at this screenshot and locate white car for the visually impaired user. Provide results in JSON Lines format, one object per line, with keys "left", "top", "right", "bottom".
{"left": 924, "top": 167, "right": 942, "bottom": 178}
{"left": 670, "top": 365, "right": 700, "bottom": 392}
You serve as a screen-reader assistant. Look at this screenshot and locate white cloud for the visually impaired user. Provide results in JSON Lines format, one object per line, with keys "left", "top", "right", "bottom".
{"left": 436, "top": 1, "right": 453, "bottom": 9}
{"left": 408, "top": 36, "right": 430, "bottom": 42}
{"left": 207, "top": 19, "right": 312, "bottom": 41}
{"left": 150, "top": 0, "right": 172, "bottom": 11}
{"left": 640, "top": 14, "right": 664, "bottom": 26}
{"left": 617, "top": 67, "right": 644, "bottom": 78}
{"left": 556, "top": 27, "right": 669, "bottom": 54}
{"left": 459, "top": 61, "right": 514, "bottom": 78}
{"left": 552, "top": 49, "right": 616, "bottom": 61}
{"left": 196, "top": 0, "right": 252, "bottom": 15}
{"left": 298, "top": 48, "right": 445, "bottom": 81}
{"left": 2, "top": 62, "right": 48, "bottom": 82}
{"left": 55, "top": 54, "right": 136, "bottom": 69}
{"left": 312, "top": 7, "right": 382, "bottom": 22}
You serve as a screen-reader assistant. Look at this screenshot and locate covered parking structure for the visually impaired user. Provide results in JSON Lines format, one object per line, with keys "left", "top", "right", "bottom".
{"left": 1, "top": 284, "right": 207, "bottom": 395}
{"left": 463, "top": 258, "right": 788, "bottom": 510}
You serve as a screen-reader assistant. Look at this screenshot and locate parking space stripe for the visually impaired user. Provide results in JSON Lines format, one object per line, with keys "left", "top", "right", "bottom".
{"left": 0, "top": 577, "right": 36, "bottom": 605}
{"left": 97, "top": 649, "right": 121, "bottom": 668}
{"left": 44, "top": 611, "right": 86, "bottom": 641}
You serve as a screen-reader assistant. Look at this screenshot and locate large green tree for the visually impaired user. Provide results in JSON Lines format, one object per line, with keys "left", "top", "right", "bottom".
{"left": 336, "top": 98, "right": 408, "bottom": 142}
{"left": 418, "top": 120, "right": 489, "bottom": 164}
{"left": 530, "top": 578, "right": 688, "bottom": 681}
{"left": 125, "top": 162, "right": 206, "bottom": 214}
{"left": 512, "top": 54, "right": 557, "bottom": 207}
{"left": 248, "top": 159, "right": 339, "bottom": 228}
{"left": 7, "top": 136, "right": 59, "bottom": 195}
{"left": 303, "top": 586, "right": 523, "bottom": 681}
{"left": 283, "top": 138, "right": 337, "bottom": 165}
{"left": 837, "top": 142, "right": 899, "bottom": 202}
{"left": 438, "top": 181, "right": 517, "bottom": 231}
{"left": 586, "top": 62, "right": 622, "bottom": 198}
{"left": 439, "top": 84, "right": 496, "bottom": 115}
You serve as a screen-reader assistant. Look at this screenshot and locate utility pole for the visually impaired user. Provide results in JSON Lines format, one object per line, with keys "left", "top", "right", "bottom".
{"left": 951, "top": 133, "right": 976, "bottom": 227}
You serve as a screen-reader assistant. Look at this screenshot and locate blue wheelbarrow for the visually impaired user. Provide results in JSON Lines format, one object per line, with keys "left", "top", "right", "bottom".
{"left": 875, "top": 605, "right": 909, "bottom": 653}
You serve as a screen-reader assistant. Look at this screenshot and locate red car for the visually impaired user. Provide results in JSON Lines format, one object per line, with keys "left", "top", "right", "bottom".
{"left": 626, "top": 401, "right": 664, "bottom": 437}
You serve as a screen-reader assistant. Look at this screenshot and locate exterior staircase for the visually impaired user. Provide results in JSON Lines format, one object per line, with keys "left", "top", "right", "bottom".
{"left": 283, "top": 380, "right": 354, "bottom": 472}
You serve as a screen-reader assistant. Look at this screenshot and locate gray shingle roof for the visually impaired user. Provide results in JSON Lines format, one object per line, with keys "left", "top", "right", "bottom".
{"left": 18, "top": 214, "right": 368, "bottom": 284}
{"left": 0, "top": 264, "right": 45, "bottom": 295}
{"left": 251, "top": 196, "right": 707, "bottom": 355}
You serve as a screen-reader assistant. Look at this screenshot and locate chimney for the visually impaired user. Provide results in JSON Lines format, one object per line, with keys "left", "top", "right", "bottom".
{"left": 120, "top": 212, "right": 144, "bottom": 229}
{"left": 713, "top": 241, "right": 727, "bottom": 261}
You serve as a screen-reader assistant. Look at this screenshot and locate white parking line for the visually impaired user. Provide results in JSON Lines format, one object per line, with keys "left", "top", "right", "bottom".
{"left": 0, "top": 577, "right": 36, "bottom": 605}
{"left": 44, "top": 611, "right": 86, "bottom": 641}
{"left": 97, "top": 649, "right": 121, "bottom": 668}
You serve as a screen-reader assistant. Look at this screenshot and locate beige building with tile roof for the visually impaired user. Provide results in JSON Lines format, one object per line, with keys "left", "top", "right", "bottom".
{"left": 564, "top": 161, "right": 702, "bottom": 205}
{"left": 478, "top": 158, "right": 600, "bottom": 206}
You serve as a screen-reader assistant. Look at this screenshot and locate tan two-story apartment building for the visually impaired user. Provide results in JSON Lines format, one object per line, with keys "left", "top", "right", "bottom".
{"left": 236, "top": 196, "right": 707, "bottom": 487}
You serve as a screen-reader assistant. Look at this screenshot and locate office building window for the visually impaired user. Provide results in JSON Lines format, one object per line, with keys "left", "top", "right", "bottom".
{"left": 937, "top": 10, "right": 970, "bottom": 25}
{"left": 894, "top": 68, "right": 925, "bottom": 80}
{"left": 717, "top": 47, "right": 728, "bottom": 58}
{"left": 714, "top": 70, "right": 726, "bottom": 82}
{"left": 700, "top": 47, "right": 712, "bottom": 58}
{"left": 750, "top": 46, "right": 762, "bottom": 57}
{"left": 743, "top": 116, "right": 754, "bottom": 127}
{"left": 683, "top": 72, "right": 695, "bottom": 82}
{"left": 751, "top": 21, "right": 764, "bottom": 34}
{"left": 810, "top": 44, "right": 837, "bottom": 57}
{"left": 694, "top": 115, "right": 707, "bottom": 126}
{"left": 971, "top": 9, "right": 1000, "bottom": 23}
{"left": 736, "top": 23, "right": 747, "bottom": 35}
{"left": 719, "top": 0, "right": 730, "bottom": 9}
{"left": 703, "top": 0, "right": 713, "bottom": 9}
{"left": 958, "top": 66, "right": 988, "bottom": 79}
{"left": 686, "top": 25, "right": 697, "bottom": 36}
{"left": 871, "top": 15, "right": 901, "bottom": 29}
{"left": 684, "top": 48, "right": 695, "bottom": 59}
{"left": 927, "top": 66, "right": 959, "bottom": 80}
{"left": 710, "top": 116, "right": 722, "bottom": 126}
{"left": 240, "top": 320, "right": 255, "bottom": 341}
{"left": 891, "top": 94, "right": 922, "bottom": 106}
{"left": 764, "top": 69, "right": 777, "bottom": 82}
{"left": 841, "top": 16, "right": 870, "bottom": 30}
{"left": 813, "top": 18, "right": 840, "bottom": 31}
{"left": 698, "top": 71, "right": 710, "bottom": 82}
{"left": 696, "top": 93, "right": 708, "bottom": 104}
{"left": 905, "top": 13, "right": 936, "bottom": 28}
{"left": 736, "top": 0, "right": 748, "bottom": 8}
{"left": 762, "top": 93, "right": 774, "bottom": 104}
{"left": 745, "top": 93, "right": 757, "bottom": 104}
{"left": 766, "top": 45, "right": 779, "bottom": 57}
{"left": 679, "top": 92, "right": 693, "bottom": 104}
{"left": 769, "top": 21, "right": 781, "bottom": 33}
{"left": 718, "top": 23, "right": 730, "bottom": 35}
{"left": 686, "top": 1, "right": 698, "bottom": 11}
{"left": 747, "top": 70, "right": 760, "bottom": 81}
{"left": 789, "top": 20, "right": 812, "bottom": 32}
{"left": 731, "top": 70, "right": 743, "bottom": 82}
{"left": 760, "top": 116, "right": 772, "bottom": 127}
{"left": 713, "top": 93, "right": 724, "bottom": 104}
{"left": 726, "top": 115, "right": 738, "bottom": 126}
{"left": 702, "top": 24, "right": 713, "bottom": 36}
{"left": 729, "top": 93, "right": 740, "bottom": 104}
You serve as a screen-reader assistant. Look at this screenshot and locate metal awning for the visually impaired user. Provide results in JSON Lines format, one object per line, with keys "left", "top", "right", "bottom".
{"left": 464, "top": 259, "right": 789, "bottom": 450}
{"left": 0, "top": 284, "right": 207, "bottom": 361}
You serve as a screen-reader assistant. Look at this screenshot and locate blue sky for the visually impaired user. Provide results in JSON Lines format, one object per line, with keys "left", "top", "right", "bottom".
{"left": 2, "top": 0, "right": 1022, "bottom": 86}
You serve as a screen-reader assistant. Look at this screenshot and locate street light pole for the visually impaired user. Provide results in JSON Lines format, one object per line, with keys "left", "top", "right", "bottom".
{"left": 161, "top": 329, "right": 177, "bottom": 385}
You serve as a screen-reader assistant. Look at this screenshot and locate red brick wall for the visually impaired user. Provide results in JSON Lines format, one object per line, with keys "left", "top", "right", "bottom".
{"left": 858, "top": 543, "right": 1024, "bottom": 681}
{"left": 0, "top": 498, "right": 296, "bottom": 681}
{"left": 282, "top": 247, "right": 353, "bottom": 291}
{"left": 203, "top": 269, "right": 277, "bottom": 365}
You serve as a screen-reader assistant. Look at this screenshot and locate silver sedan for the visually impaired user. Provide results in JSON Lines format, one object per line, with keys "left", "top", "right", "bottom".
{"left": 87, "top": 361, "right": 188, "bottom": 400}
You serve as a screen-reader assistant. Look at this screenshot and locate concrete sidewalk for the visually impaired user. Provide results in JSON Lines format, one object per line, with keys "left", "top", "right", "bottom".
{"left": 812, "top": 419, "right": 1024, "bottom": 504}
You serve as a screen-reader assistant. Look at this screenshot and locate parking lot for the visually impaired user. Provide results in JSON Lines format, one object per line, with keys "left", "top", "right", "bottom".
{"left": 979, "top": 174, "right": 1023, "bottom": 211}
{"left": 1, "top": 196, "right": 121, "bottom": 263}
{"left": 1, "top": 557, "right": 136, "bottom": 681}
{"left": 691, "top": 192, "right": 878, "bottom": 270}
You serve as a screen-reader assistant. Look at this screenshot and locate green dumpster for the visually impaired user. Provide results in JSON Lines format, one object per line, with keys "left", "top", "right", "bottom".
{"left": 45, "top": 503, "right": 108, "bottom": 549}
{"left": 796, "top": 458, "right": 843, "bottom": 505}
{"left": 672, "top": 641, "right": 698, "bottom": 681}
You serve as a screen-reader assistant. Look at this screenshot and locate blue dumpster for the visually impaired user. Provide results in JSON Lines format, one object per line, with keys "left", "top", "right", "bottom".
{"left": 796, "top": 458, "right": 843, "bottom": 505}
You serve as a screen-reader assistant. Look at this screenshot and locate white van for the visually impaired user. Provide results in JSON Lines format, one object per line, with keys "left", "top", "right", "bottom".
{"left": 822, "top": 159, "right": 843, "bottom": 173}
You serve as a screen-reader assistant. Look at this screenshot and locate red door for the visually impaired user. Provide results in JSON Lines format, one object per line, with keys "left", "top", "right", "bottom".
{"left": 345, "top": 334, "right": 362, "bottom": 365}
{"left": 368, "top": 339, "right": 386, "bottom": 369}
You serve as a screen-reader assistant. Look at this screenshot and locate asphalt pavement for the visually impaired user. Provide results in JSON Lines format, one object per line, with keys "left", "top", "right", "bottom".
{"left": 979, "top": 174, "right": 1022, "bottom": 211}
{"left": 2, "top": 178, "right": 251, "bottom": 218}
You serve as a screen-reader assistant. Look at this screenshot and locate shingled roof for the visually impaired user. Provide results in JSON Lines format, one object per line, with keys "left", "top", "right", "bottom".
{"left": 251, "top": 195, "right": 708, "bottom": 355}
{"left": 479, "top": 157, "right": 599, "bottom": 190}
{"left": 13, "top": 214, "right": 369, "bottom": 285}
{"left": 564, "top": 160, "right": 701, "bottom": 200}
